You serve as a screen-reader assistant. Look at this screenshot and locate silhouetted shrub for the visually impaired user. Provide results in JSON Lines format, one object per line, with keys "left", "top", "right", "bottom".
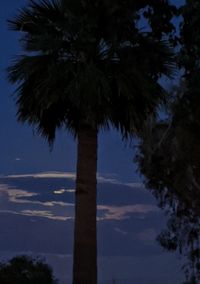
{"left": 0, "top": 255, "right": 58, "bottom": 284}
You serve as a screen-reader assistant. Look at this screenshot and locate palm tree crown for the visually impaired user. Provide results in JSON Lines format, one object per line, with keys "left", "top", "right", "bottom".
{"left": 8, "top": 0, "right": 175, "bottom": 143}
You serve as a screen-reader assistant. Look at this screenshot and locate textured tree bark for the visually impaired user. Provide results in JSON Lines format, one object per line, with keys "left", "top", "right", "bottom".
{"left": 73, "top": 128, "right": 98, "bottom": 284}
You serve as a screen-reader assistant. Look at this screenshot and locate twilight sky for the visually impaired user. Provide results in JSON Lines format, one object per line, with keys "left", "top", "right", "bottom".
{"left": 0, "top": 1, "right": 185, "bottom": 283}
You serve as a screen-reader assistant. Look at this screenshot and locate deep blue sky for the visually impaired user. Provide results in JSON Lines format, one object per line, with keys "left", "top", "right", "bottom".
{"left": 0, "top": 172, "right": 184, "bottom": 283}
{"left": 0, "top": 1, "right": 185, "bottom": 283}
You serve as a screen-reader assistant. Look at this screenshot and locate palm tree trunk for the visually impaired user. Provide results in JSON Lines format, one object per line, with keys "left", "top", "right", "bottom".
{"left": 73, "top": 128, "right": 98, "bottom": 284}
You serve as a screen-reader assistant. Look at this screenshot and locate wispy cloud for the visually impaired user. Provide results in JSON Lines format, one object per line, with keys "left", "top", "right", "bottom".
{"left": 98, "top": 174, "right": 144, "bottom": 189}
{"left": 114, "top": 227, "right": 128, "bottom": 235}
{"left": 21, "top": 210, "right": 73, "bottom": 221}
{"left": 4, "top": 172, "right": 76, "bottom": 180}
{"left": 53, "top": 188, "right": 75, "bottom": 194}
{"left": 97, "top": 204, "right": 158, "bottom": 221}
{"left": 0, "top": 175, "right": 152, "bottom": 223}
{"left": 0, "top": 185, "right": 157, "bottom": 222}
{"left": 0, "top": 184, "right": 38, "bottom": 200}
{"left": 0, "top": 184, "right": 73, "bottom": 208}
{"left": 0, "top": 209, "right": 72, "bottom": 221}
{"left": 3, "top": 171, "right": 144, "bottom": 189}
{"left": 0, "top": 183, "right": 74, "bottom": 221}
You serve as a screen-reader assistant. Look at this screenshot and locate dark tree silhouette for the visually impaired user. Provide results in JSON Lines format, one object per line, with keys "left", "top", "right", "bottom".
{"left": 136, "top": 111, "right": 200, "bottom": 283}
{"left": 0, "top": 255, "right": 57, "bottom": 284}
{"left": 7, "top": 0, "right": 177, "bottom": 283}
{"left": 136, "top": 2, "right": 200, "bottom": 283}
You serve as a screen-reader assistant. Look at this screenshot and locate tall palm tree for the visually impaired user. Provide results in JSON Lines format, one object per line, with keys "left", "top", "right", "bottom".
{"left": 7, "top": 0, "right": 176, "bottom": 283}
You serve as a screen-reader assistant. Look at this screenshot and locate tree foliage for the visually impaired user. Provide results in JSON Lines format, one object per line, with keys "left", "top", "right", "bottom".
{"left": 0, "top": 255, "right": 57, "bottom": 284}
{"left": 136, "top": 1, "right": 200, "bottom": 283}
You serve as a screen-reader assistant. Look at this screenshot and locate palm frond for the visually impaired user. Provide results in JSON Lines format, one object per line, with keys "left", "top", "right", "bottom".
{"left": 8, "top": 0, "right": 62, "bottom": 32}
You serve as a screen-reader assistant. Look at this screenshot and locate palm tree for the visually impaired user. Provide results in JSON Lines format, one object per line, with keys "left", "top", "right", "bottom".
{"left": 7, "top": 0, "right": 176, "bottom": 283}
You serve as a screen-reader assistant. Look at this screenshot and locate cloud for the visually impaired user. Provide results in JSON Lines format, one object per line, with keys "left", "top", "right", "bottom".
{"left": 0, "top": 184, "right": 73, "bottom": 208}
{"left": 0, "top": 184, "right": 38, "bottom": 201}
{"left": 114, "top": 227, "right": 128, "bottom": 235}
{"left": 3, "top": 171, "right": 144, "bottom": 189}
{"left": 0, "top": 183, "right": 156, "bottom": 222}
{"left": 53, "top": 188, "right": 75, "bottom": 194}
{"left": 4, "top": 172, "right": 76, "bottom": 180}
{"left": 0, "top": 176, "right": 152, "bottom": 223}
{"left": 124, "top": 182, "right": 144, "bottom": 189}
{"left": 97, "top": 175, "right": 144, "bottom": 189}
{"left": 97, "top": 204, "right": 158, "bottom": 221}
{"left": 21, "top": 210, "right": 73, "bottom": 221}
{"left": 0, "top": 209, "right": 73, "bottom": 221}
{"left": 0, "top": 183, "right": 74, "bottom": 221}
